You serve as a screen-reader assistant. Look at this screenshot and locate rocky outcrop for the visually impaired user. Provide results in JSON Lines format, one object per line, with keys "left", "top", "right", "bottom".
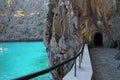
{"left": 45, "top": 0, "right": 118, "bottom": 80}
{"left": 0, "top": 0, "right": 48, "bottom": 41}
{"left": 45, "top": 0, "right": 82, "bottom": 79}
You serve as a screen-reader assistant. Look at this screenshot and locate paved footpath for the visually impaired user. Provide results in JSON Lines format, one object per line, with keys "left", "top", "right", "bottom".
{"left": 63, "top": 44, "right": 93, "bottom": 80}
{"left": 90, "top": 48, "right": 120, "bottom": 80}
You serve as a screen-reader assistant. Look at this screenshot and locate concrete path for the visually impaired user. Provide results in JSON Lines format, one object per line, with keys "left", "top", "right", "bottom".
{"left": 90, "top": 48, "right": 120, "bottom": 80}
{"left": 63, "top": 44, "right": 93, "bottom": 80}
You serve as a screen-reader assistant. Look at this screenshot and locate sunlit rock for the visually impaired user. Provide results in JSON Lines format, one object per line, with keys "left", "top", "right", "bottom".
{"left": 0, "top": 0, "right": 48, "bottom": 41}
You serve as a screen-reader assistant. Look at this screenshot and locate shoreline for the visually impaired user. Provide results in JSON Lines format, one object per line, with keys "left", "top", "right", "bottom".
{"left": 0, "top": 39, "right": 43, "bottom": 42}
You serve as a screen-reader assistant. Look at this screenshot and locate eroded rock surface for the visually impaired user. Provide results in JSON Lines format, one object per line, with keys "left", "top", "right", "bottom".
{"left": 45, "top": 0, "right": 119, "bottom": 80}
{"left": 0, "top": 0, "right": 48, "bottom": 41}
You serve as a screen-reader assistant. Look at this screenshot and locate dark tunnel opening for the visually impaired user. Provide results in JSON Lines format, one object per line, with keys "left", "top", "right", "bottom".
{"left": 94, "top": 33, "right": 103, "bottom": 47}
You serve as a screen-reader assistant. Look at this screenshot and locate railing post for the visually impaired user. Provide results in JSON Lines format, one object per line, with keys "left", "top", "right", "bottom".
{"left": 61, "top": 66, "right": 63, "bottom": 79}
{"left": 79, "top": 53, "right": 83, "bottom": 68}
{"left": 79, "top": 54, "right": 81, "bottom": 68}
{"left": 74, "top": 59, "right": 76, "bottom": 77}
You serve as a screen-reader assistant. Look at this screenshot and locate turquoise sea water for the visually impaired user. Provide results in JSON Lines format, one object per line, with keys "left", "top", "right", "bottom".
{"left": 0, "top": 42, "right": 52, "bottom": 80}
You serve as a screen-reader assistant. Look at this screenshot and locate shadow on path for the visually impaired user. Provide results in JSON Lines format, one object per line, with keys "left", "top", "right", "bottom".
{"left": 90, "top": 48, "right": 120, "bottom": 80}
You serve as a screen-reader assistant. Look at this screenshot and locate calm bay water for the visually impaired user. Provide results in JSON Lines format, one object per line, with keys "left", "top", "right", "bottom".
{"left": 0, "top": 42, "right": 52, "bottom": 80}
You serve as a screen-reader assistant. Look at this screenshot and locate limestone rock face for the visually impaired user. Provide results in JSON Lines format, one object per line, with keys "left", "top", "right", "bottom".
{"left": 45, "top": 0, "right": 118, "bottom": 80}
{"left": 0, "top": 0, "right": 48, "bottom": 41}
{"left": 45, "top": 0, "right": 81, "bottom": 80}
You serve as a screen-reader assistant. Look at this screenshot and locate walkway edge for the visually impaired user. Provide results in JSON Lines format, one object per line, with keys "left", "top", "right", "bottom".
{"left": 63, "top": 44, "right": 93, "bottom": 80}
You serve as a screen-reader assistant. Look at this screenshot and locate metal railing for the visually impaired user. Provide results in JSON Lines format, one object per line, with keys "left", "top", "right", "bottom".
{"left": 13, "top": 43, "right": 85, "bottom": 80}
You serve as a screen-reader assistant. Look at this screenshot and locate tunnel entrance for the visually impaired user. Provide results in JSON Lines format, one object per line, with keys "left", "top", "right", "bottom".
{"left": 94, "top": 33, "right": 103, "bottom": 46}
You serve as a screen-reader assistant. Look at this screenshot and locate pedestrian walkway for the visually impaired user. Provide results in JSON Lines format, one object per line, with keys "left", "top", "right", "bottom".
{"left": 63, "top": 44, "right": 93, "bottom": 80}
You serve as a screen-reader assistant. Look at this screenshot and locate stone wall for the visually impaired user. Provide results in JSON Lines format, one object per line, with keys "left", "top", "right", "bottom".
{"left": 0, "top": 0, "right": 48, "bottom": 41}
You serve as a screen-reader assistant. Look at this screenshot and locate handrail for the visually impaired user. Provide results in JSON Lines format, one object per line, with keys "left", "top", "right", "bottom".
{"left": 13, "top": 43, "right": 85, "bottom": 80}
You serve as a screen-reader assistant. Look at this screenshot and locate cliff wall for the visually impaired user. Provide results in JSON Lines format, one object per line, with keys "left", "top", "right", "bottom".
{"left": 45, "top": 0, "right": 119, "bottom": 80}
{"left": 0, "top": 0, "right": 48, "bottom": 41}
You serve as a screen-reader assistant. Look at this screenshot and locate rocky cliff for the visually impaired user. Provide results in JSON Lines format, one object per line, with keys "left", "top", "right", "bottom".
{"left": 45, "top": 0, "right": 119, "bottom": 80}
{"left": 0, "top": 0, "right": 48, "bottom": 41}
